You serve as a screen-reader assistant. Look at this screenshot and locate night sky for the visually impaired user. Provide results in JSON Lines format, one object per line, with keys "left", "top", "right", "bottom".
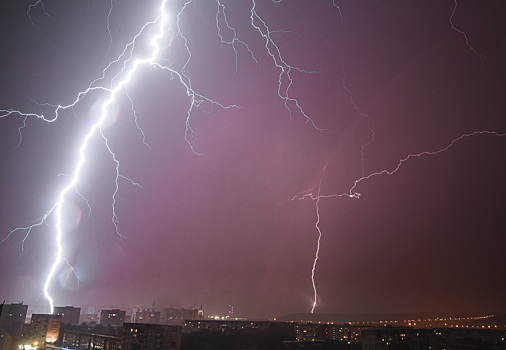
{"left": 1, "top": 0, "right": 505, "bottom": 319}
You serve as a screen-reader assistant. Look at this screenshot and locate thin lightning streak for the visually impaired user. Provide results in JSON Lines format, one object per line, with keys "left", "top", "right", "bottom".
{"left": 27, "top": 0, "right": 50, "bottom": 27}
{"left": 293, "top": 130, "right": 505, "bottom": 311}
{"left": 311, "top": 176, "right": 324, "bottom": 314}
{"left": 105, "top": 0, "right": 115, "bottom": 61}
{"left": 215, "top": 0, "right": 258, "bottom": 73}
{"left": 348, "top": 130, "right": 506, "bottom": 198}
{"left": 331, "top": 0, "right": 344, "bottom": 21}
{"left": 213, "top": 0, "right": 322, "bottom": 135}
{"left": 125, "top": 87, "right": 151, "bottom": 150}
{"left": 300, "top": 131, "right": 506, "bottom": 201}
{"left": 75, "top": 189, "right": 92, "bottom": 220}
{"left": 340, "top": 57, "right": 375, "bottom": 177}
{"left": 449, "top": 0, "right": 486, "bottom": 61}
{"left": 62, "top": 259, "right": 80, "bottom": 284}
{"left": 250, "top": 0, "right": 323, "bottom": 131}
{"left": 159, "top": 0, "right": 243, "bottom": 154}
{"left": 1, "top": 204, "right": 57, "bottom": 251}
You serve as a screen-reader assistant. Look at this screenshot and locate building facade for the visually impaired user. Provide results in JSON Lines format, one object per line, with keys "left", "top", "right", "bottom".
{"left": 161, "top": 308, "right": 203, "bottom": 326}
{"left": 54, "top": 306, "right": 81, "bottom": 325}
{"left": 133, "top": 309, "right": 160, "bottom": 325}
{"left": 29, "top": 314, "right": 62, "bottom": 348}
{"left": 0, "top": 302, "right": 28, "bottom": 338}
{"left": 123, "top": 323, "right": 181, "bottom": 350}
{"left": 100, "top": 309, "right": 127, "bottom": 327}
{"left": 62, "top": 330, "right": 122, "bottom": 350}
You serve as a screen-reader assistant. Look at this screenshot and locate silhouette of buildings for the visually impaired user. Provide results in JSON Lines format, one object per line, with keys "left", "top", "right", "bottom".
{"left": 294, "top": 323, "right": 372, "bottom": 344}
{"left": 54, "top": 306, "right": 81, "bottom": 325}
{"left": 123, "top": 323, "right": 181, "bottom": 350}
{"left": 161, "top": 307, "right": 203, "bottom": 326}
{"left": 183, "top": 319, "right": 292, "bottom": 333}
{"left": 28, "top": 314, "right": 62, "bottom": 348}
{"left": 134, "top": 308, "right": 161, "bottom": 325}
{"left": 0, "top": 302, "right": 28, "bottom": 350}
{"left": 62, "top": 330, "right": 122, "bottom": 350}
{"left": 361, "top": 326, "right": 506, "bottom": 350}
{"left": 0, "top": 302, "right": 27, "bottom": 337}
{"left": 100, "top": 309, "right": 127, "bottom": 327}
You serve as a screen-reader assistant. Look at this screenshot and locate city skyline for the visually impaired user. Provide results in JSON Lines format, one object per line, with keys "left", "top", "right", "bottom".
{"left": 0, "top": 0, "right": 505, "bottom": 319}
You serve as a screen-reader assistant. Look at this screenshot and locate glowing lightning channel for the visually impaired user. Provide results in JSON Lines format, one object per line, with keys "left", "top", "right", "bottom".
{"left": 293, "top": 130, "right": 506, "bottom": 312}
{"left": 290, "top": 1, "right": 499, "bottom": 313}
{"left": 39, "top": 0, "right": 170, "bottom": 313}
{"left": 311, "top": 176, "right": 324, "bottom": 314}
{"left": 9, "top": 0, "right": 499, "bottom": 317}
{"left": 4, "top": 0, "right": 325, "bottom": 313}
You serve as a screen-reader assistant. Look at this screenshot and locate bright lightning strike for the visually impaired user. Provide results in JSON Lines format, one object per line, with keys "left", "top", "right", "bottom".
{"left": 40, "top": 0, "right": 171, "bottom": 313}
{"left": 289, "top": 0, "right": 504, "bottom": 312}
{"left": 2, "top": 0, "right": 504, "bottom": 317}
{"left": 2, "top": 0, "right": 321, "bottom": 313}
{"left": 311, "top": 176, "right": 324, "bottom": 314}
{"left": 294, "top": 130, "right": 506, "bottom": 312}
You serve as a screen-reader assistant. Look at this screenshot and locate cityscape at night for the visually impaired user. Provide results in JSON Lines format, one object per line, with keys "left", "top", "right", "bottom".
{"left": 1, "top": 0, "right": 505, "bottom": 349}
{"left": 1, "top": 301, "right": 506, "bottom": 349}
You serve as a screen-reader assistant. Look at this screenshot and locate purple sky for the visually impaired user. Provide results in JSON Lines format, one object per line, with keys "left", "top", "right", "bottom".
{"left": 0, "top": 0, "right": 505, "bottom": 319}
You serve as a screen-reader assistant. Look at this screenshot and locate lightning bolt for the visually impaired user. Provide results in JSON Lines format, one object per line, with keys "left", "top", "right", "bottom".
{"left": 2, "top": 0, "right": 323, "bottom": 313}
{"left": 2, "top": 0, "right": 503, "bottom": 317}
{"left": 449, "top": 0, "right": 486, "bottom": 61}
{"left": 294, "top": 131, "right": 506, "bottom": 312}
{"left": 311, "top": 176, "right": 324, "bottom": 314}
{"left": 39, "top": 0, "right": 171, "bottom": 313}
{"left": 289, "top": 0, "right": 503, "bottom": 312}
{"left": 27, "top": 0, "right": 50, "bottom": 27}
{"left": 250, "top": 0, "right": 322, "bottom": 131}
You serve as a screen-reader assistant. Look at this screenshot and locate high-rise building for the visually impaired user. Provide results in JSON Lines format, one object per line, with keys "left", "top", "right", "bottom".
{"left": 0, "top": 302, "right": 28, "bottom": 337}
{"left": 134, "top": 309, "right": 160, "bottom": 325}
{"left": 123, "top": 323, "right": 181, "bottom": 350}
{"left": 53, "top": 306, "right": 81, "bottom": 325}
{"left": 100, "top": 309, "right": 126, "bottom": 327}
{"left": 29, "top": 314, "right": 62, "bottom": 347}
{"left": 161, "top": 307, "right": 203, "bottom": 326}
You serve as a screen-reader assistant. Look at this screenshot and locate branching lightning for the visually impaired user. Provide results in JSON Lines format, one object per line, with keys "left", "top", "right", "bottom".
{"left": 294, "top": 130, "right": 506, "bottom": 313}
{"left": 289, "top": 0, "right": 503, "bottom": 312}
{"left": 340, "top": 57, "right": 375, "bottom": 177}
{"left": 1, "top": 0, "right": 504, "bottom": 316}
{"left": 250, "top": 0, "right": 322, "bottom": 131}
{"left": 39, "top": 0, "right": 171, "bottom": 312}
{"left": 2, "top": 0, "right": 323, "bottom": 313}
